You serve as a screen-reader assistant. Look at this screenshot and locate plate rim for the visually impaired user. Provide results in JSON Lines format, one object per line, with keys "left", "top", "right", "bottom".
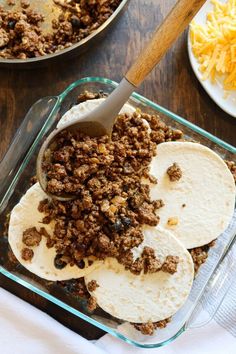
{"left": 187, "top": 1, "right": 236, "bottom": 118}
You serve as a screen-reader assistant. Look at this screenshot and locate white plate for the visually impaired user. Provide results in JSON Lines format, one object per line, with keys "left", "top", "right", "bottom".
{"left": 187, "top": 0, "right": 236, "bottom": 118}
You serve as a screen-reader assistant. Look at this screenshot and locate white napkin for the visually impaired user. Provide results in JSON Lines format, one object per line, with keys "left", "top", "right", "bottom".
{"left": 0, "top": 286, "right": 236, "bottom": 354}
{"left": 0, "top": 288, "right": 104, "bottom": 354}
{"left": 1, "top": 213, "right": 236, "bottom": 353}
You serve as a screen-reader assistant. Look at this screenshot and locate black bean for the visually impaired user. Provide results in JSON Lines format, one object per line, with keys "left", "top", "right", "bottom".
{"left": 8, "top": 20, "right": 16, "bottom": 29}
{"left": 121, "top": 216, "right": 132, "bottom": 228}
{"left": 54, "top": 254, "right": 67, "bottom": 269}
{"left": 77, "top": 259, "right": 85, "bottom": 269}
{"left": 108, "top": 219, "right": 124, "bottom": 233}
{"left": 62, "top": 279, "right": 77, "bottom": 293}
{"left": 71, "top": 16, "right": 81, "bottom": 28}
{"left": 201, "top": 245, "right": 210, "bottom": 252}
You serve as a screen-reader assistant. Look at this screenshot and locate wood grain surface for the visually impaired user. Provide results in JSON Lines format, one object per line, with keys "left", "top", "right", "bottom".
{"left": 0, "top": 0, "right": 235, "bottom": 340}
{"left": 126, "top": 0, "right": 207, "bottom": 86}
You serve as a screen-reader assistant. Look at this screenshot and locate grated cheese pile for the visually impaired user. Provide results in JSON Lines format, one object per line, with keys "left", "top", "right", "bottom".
{"left": 190, "top": 0, "right": 236, "bottom": 90}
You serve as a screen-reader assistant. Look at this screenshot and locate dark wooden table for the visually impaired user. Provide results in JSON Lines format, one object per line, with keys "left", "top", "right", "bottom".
{"left": 0, "top": 0, "right": 235, "bottom": 340}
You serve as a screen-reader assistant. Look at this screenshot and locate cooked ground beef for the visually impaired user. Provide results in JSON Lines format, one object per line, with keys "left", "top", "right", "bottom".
{"left": 20, "top": 0, "right": 30, "bottom": 9}
{"left": 140, "top": 246, "right": 162, "bottom": 274}
{"left": 189, "top": 240, "right": 216, "bottom": 274}
{"left": 127, "top": 247, "right": 179, "bottom": 275}
{"left": 77, "top": 90, "right": 108, "bottom": 103}
{"left": 162, "top": 255, "right": 179, "bottom": 274}
{"left": 22, "top": 227, "right": 42, "bottom": 247}
{"left": 133, "top": 317, "right": 171, "bottom": 336}
{"left": 39, "top": 226, "right": 54, "bottom": 248}
{"left": 0, "top": 0, "right": 122, "bottom": 59}
{"left": 44, "top": 114, "right": 158, "bottom": 196}
{"left": 8, "top": 247, "right": 18, "bottom": 264}
{"left": 39, "top": 108, "right": 183, "bottom": 274}
{"left": 29, "top": 175, "right": 37, "bottom": 186}
{"left": 7, "top": 0, "right": 16, "bottom": 5}
{"left": 87, "top": 280, "right": 99, "bottom": 292}
{"left": 87, "top": 295, "right": 97, "bottom": 311}
{"left": 59, "top": 277, "right": 98, "bottom": 314}
{"left": 59, "top": 277, "right": 90, "bottom": 298}
{"left": 167, "top": 162, "right": 182, "bottom": 181}
{"left": 225, "top": 160, "right": 236, "bottom": 183}
{"left": 21, "top": 247, "right": 34, "bottom": 261}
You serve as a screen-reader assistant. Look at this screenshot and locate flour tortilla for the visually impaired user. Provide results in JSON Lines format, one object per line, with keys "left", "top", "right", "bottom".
{"left": 8, "top": 183, "right": 101, "bottom": 281}
{"left": 8, "top": 99, "right": 135, "bottom": 281}
{"left": 149, "top": 142, "right": 236, "bottom": 249}
{"left": 57, "top": 98, "right": 136, "bottom": 128}
{"left": 85, "top": 226, "right": 194, "bottom": 323}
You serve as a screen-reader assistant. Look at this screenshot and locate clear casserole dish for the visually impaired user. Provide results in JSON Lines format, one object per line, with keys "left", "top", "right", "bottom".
{"left": 0, "top": 77, "right": 235, "bottom": 348}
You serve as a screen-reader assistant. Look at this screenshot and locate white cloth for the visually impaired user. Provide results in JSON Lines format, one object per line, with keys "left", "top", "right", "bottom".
{"left": 0, "top": 287, "right": 236, "bottom": 354}
{"left": 1, "top": 210, "right": 236, "bottom": 354}
{"left": 195, "top": 210, "right": 236, "bottom": 338}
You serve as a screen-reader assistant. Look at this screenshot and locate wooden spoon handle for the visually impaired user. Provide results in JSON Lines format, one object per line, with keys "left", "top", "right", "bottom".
{"left": 125, "top": 0, "right": 206, "bottom": 87}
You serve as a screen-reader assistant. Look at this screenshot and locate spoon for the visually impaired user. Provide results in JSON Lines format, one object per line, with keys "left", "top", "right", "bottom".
{"left": 37, "top": 0, "right": 207, "bottom": 200}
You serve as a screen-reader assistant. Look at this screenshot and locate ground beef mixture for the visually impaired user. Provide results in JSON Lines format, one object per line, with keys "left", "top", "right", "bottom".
{"left": 21, "top": 226, "right": 52, "bottom": 260}
{"left": 59, "top": 277, "right": 90, "bottom": 298}
{"left": 119, "top": 246, "right": 179, "bottom": 276}
{"left": 7, "top": 0, "right": 16, "bottom": 6}
{"left": 77, "top": 90, "right": 108, "bottom": 103}
{"left": 162, "top": 255, "right": 179, "bottom": 274}
{"left": 189, "top": 240, "right": 216, "bottom": 274}
{"left": 39, "top": 108, "right": 184, "bottom": 274}
{"left": 87, "top": 279, "right": 99, "bottom": 292}
{"left": 133, "top": 318, "right": 171, "bottom": 336}
{"left": 21, "top": 247, "right": 34, "bottom": 261}
{"left": 22, "top": 227, "right": 42, "bottom": 247}
{"left": 225, "top": 160, "right": 236, "bottom": 183}
{"left": 58, "top": 278, "right": 98, "bottom": 312}
{"left": 87, "top": 295, "right": 97, "bottom": 311}
{"left": 8, "top": 247, "right": 18, "bottom": 264}
{"left": 167, "top": 162, "right": 182, "bottom": 181}
{"left": 29, "top": 175, "right": 37, "bottom": 186}
{"left": 0, "top": 0, "right": 122, "bottom": 59}
{"left": 20, "top": 0, "right": 30, "bottom": 9}
{"left": 129, "top": 246, "right": 162, "bottom": 275}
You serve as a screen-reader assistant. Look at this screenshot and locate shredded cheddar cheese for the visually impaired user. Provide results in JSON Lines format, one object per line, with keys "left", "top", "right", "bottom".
{"left": 190, "top": 0, "right": 236, "bottom": 90}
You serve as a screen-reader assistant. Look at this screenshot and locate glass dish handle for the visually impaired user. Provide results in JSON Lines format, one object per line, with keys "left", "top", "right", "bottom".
{"left": 0, "top": 96, "right": 59, "bottom": 211}
{"left": 186, "top": 236, "right": 236, "bottom": 329}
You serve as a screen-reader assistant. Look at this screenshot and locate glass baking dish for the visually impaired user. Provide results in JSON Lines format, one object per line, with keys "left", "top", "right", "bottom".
{"left": 0, "top": 77, "right": 235, "bottom": 348}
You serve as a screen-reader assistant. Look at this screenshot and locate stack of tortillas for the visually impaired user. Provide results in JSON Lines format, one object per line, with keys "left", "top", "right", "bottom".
{"left": 8, "top": 99, "right": 236, "bottom": 325}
